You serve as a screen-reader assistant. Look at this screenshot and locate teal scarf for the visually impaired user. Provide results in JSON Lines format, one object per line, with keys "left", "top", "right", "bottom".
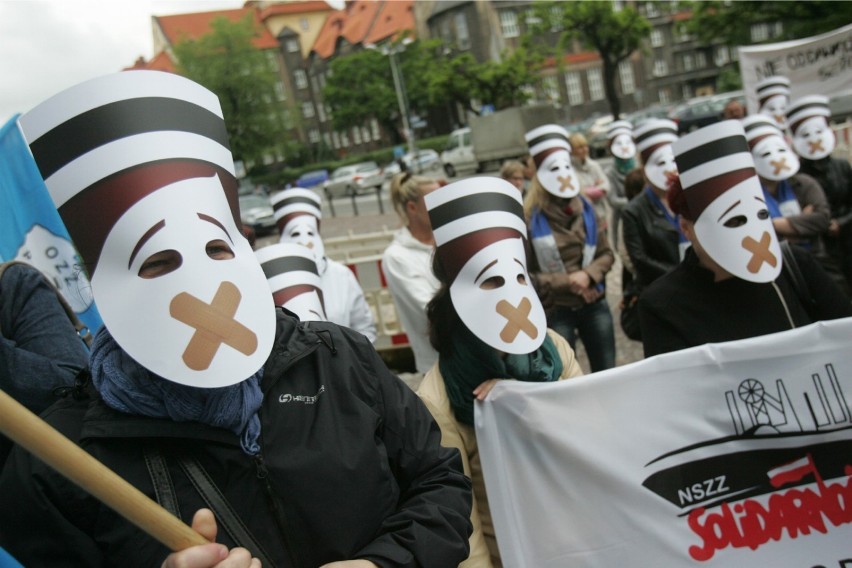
{"left": 440, "top": 327, "right": 563, "bottom": 425}
{"left": 615, "top": 156, "right": 636, "bottom": 175}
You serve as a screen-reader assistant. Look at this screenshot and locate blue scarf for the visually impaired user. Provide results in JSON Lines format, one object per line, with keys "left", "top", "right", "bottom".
{"left": 645, "top": 187, "right": 689, "bottom": 261}
{"left": 762, "top": 180, "right": 798, "bottom": 219}
{"left": 615, "top": 156, "right": 636, "bottom": 175}
{"left": 89, "top": 327, "right": 264, "bottom": 455}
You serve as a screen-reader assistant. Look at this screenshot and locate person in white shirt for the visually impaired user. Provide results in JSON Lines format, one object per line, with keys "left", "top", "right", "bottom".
{"left": 382, "top": 173, "right": 441, "bottom": 374}
{"left": 271, "top": 188, "right": 377, "bottom": 342}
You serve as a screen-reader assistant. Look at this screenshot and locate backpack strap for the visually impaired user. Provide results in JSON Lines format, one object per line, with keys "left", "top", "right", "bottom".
{"left": 0, "top": 261, "right": 92, "bottom": 348}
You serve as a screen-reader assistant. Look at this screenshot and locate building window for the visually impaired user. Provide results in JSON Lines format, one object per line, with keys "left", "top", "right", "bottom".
{"left": 371, "top": 118, "right": 381, "bottom": 140}
{"left": 550, "top": 6, "right": 563, "bottom": 31}
{"left": 696, "top": 51, "right": 707, "bottom": 68}
{"left": 301, "top": 101, "right": 314, "bottom": 118}
{"left": 286, "top": 39, "right": 299, "bottom": 53}
{"left": 308, "top": 129, "right": 320, "bottom": 144}
{"left": 751, "top": 23, "right": 769, "bottom": 42}
{"left": 773, "top": 22, "right": 783, "bottom": 37}
{"left": 341, "top": 131, "right": 350, "bottom": 147}
{"left": 332, "top": 131, "right": 340, "bottom": 149}
{"left": 300, "top": 17, "right": 309, "bottom": 31}
{"left": 500, "top": 10, "right": 520, "bottom": 38}
{"left": 542, "top": 76, "right": 559, "bottom": 103}
{"left": 274, "top": 81, "right": 286, "bottom": 101}
{"left": 565, "top": 71, "right": 584, "bottom": 105}
{"left": 653, "top": 58, "right": 668, "bottom": 77}
{"left": 525, "top": 9, "right": 541, "bottom": 26}
{"left": 455, "top": 13, "right": 470, "bottom": 50}
{"left": 352, "top": 127, "right": 362, "bottom": 145}
{"left": 682, "top": 85, "right": 693, "bottom": 100}
{"left": 294, "top": 70, "right": 308, "bottom": 89}
{"left": 440, "top": 19, "right": 451, "bottom": 43}
{"left": 587, "top": 67, "right": 604, "bottom": 101}
{"left": 645, "top": 2, "right": 659, "bottom": 18}
{"left": 683, "top": 53, "right": 694, "bottom": 72}
{"left": 651, "top": 29, "right": 664, "bottom": 47}
{"left": 323, "top": 132, "right": 332, "bottom": 147}
{"left": 676, "top": 25, "right": 691, "bottom": 42}
{"left": 317, "top": 102, "right": 326, "bottom": 122}
{"left": 658, "top": 87, "right": 671, "bottom": 104}
{"left": 619, "top": 61, "right": 635, "bottom": 94}
{"left": 613, "top": 0, "right": 624, "bottom": 11}
{"left": 361, "top": 126, "right": 371, "bottom": 142}
{"left": 714, "top": 46, "right": 729, "bottom": 66}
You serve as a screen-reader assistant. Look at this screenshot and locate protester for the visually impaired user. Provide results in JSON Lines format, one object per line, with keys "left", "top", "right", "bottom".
{"left": 0, "top": 70, "right": 472, "bottom": 568}
{"left": 742, "top": 114, "right": 839, "bottom": 284}
{"left": 788, "top": 95, "right": 852, "bottom": 296}
{"left": 524, "top": 125, "right": 616, "bottom": 372}
{"left": 755, "top": 75, "right": 791, "bottom": 129}
{"left": 271, "top": 187, "right": 376, "bottom": 341}
{"left": 0, "top": 261, "right": 90, "bottom": 465}
{"left": 568, "top": 132, "right": 611, "bottom": 228}
{"left": 417, "top": 177, "right": 583, "bottom": 567}
{"left": 722, "top": 99, "right": 746, "bottom": 120}
{"left": 622, "top": 119, "right": 686, "bottom": 291}
{"left": 382, "top": 172, "right": 441, "bottom": 374}
{"left": 603, "top": 120, "right": 638, "bottom": 247}
{"left": 639, "top": 120, "right": 852, "bottom": 358}
{"left": 256, "top": 242, "right": 328, "bottom": 322}
{"left": 499, "top": 159, "right": 527, "bottom": 195}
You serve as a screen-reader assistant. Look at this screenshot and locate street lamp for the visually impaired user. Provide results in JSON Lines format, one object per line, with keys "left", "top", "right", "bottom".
{"left": 365, "top": 39, "right": 416, "bottom": 159}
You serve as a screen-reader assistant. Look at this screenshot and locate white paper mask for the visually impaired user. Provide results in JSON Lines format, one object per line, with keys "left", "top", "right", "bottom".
{"left": 644, "top": 144, "right": 678, "bottom": 191}
{"left": 537, "top": 149, "right": 580, "bottom": 198}
{"left": 93, "top": 175, "right": 275, "bottom": 387}
{"left": 759, "top": 95, "right": 788, "bottom": 129}
{"left": 279, "top": 215, "right": 325, "bottom": 261}
{"left": 752, "top": 136, "right": 800, "bottom": 181}
{"left": 450, "top": 237, "right": 546, "bottom": 354}
{"left": 281, "top": 289, "right": 326, "bottom": 322}
{"left": 610, "top": 133, "right": 636, "bottom": 160}
{"left": 256, "top": 242, "right": 326, "bottom": 322}
{"left": 792, "top": 116, "right": 835, "bottom": 160}
{"left": 694, "top": 177, "right": 782, "bottom": 283}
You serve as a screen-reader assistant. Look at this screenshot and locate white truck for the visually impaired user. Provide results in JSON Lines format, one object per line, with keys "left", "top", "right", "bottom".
{"left": 440, "top": 104, "right": 560, "bottom": 177}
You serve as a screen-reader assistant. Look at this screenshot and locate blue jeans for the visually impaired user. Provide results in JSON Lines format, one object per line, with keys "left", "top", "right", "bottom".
{"left": 549, "top": 299, "right": 616, "bottom": 373}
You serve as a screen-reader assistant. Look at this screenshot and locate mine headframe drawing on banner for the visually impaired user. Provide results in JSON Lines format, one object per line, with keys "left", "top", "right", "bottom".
{"left": 641, "top": 361, "right": 852, "bottom": 563}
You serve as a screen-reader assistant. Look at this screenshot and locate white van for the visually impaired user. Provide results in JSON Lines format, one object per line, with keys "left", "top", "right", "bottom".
{"left": 440, "top": 127, "right": 477, "bottom": 178}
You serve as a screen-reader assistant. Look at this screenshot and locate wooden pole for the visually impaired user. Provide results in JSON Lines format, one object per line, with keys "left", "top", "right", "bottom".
{"left": 0, "top": 389, "right": 207, "bottom": 551}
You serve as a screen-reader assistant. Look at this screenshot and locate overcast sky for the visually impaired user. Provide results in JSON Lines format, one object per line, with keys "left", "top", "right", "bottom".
{"left": 0, "top": 0, "right": 246, "bottom": 124}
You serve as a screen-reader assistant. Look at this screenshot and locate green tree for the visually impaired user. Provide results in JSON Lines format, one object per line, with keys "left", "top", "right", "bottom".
{"left": 174, "top": 15, "right": 284, "bottom": 167}
{"left": 533, "top": 1, "right": 651, "bottom": 118}
{"left": 682, "top": 1, "right": 852, "bottom": 47}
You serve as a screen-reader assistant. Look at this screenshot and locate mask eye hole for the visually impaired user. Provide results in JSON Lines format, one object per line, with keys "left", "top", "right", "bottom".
{"left": 723, "top": 215, "right": 748, "bottom": 228}
{"left": 139, "top": 250, "right": 182, "bottom": 279}
{"left": 517, "top": 273, "right": 527, "bottom": 285}
{"left": 757, "top": 209, "right": 770, "bottom": 220}
{"left": 206, "top": 239, "right": 234, "bottom": 260}
{"left": 479, "top": 275, "right": 505, "bottom": 290}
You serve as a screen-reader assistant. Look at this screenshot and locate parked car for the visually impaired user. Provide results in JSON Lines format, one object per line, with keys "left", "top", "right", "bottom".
{"left": 669, "top": 91, "right": 745, "bottom": 135}
{"left": 441, "top": 127, "right": 476, "bottom": 177}
{"left": 384, "top": 149, "right": 441, "bottom": 180}
{"left": 296, "top": 169, "right": 329, "bottom": 188}
{"left": 323, "top": 161, "right": 384, "bottom": 199}
{"left": 626, "top": 103, "right": 675, "bottom": 128}
{"left": 239, "top": 193, "right": 276, "bottom": 235}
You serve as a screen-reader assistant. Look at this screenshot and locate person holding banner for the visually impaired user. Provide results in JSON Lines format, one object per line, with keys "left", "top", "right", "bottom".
{"left": 523, "top": 124, "right": 616, "bottom": 372}
{"left": 417, "top": 177, "right": 583, "bottom": 567}
{"left": 639, "top": 120, "right": 852, "bottom": 357}
{"left": 0, "top": 71, "right": 473, "bottom": 568}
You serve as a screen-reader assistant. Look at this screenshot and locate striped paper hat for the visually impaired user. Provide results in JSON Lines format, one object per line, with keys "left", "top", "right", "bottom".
{"left": 270, "top": 187, "right": 322, "bottom": 234}
{"left": 742, "top": 114, "right": 784, "bottom": 149}
{"left": 18, "top": 70, "right": 238, "bottom": 275}
{"left": 425, "top": 177, "right": 527, "bottom": 281}
{"left": 607, "top": 120, "right": 633, "bottom": 143}
{"left": 672, "top": 120, "right": 757, "bottom": 220}
{"left": 634, "top": 119, "right": 679, "bottom": 164}
{"left": 785, "top": 95, "right": 831, "bottom": 136}
{"left": 755, "top": 75, "right": 791, "bottom": 107}
{"left": 525, "top": 124, "right": 572, "bottom": 168}
{"left": 256, "top": 243, "right": 324, "bottom": 312}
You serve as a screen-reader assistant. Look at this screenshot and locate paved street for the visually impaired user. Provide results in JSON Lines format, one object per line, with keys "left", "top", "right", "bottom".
{"left": 258, "top": 158, "right": 644, "bottom": 378}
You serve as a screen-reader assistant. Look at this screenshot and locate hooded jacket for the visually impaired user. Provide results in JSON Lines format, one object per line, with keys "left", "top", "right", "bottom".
{"left": 0, "top": 310, "right": 472, "bottom": 568}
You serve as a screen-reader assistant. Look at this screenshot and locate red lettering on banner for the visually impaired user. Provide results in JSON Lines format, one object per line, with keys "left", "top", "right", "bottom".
{"left": 687, "top": 465, "right": 852, "bottom": 561}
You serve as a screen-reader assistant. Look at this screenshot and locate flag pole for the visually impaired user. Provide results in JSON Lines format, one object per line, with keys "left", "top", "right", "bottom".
{"left": 0, "top": 389, "right": 207, "bottom": 551}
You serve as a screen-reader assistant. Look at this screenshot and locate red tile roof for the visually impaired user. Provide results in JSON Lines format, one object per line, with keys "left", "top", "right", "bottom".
{"left": 123, "top": 51, "right": 176, "bottom": 73}
{"left": 543, "top": 51, "right": 601, "bottom": 68}
{"left": 259, "top": 0, "right": 334, "bottom": 20}
{"left": 155, "top": 7, "right": 279, "bottom": 50}
{"left": 340, "top": 0, "right": 382, "bottom": 46}
{"left": 365, "top": 0, "right": 414, "bottom": 45}
{"left": 312, "top": 9, "right": 347, "bottom": 58}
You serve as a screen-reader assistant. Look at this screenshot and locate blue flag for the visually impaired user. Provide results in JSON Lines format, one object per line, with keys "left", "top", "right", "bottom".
{"left": 0, "top": 114, "right": 102, "bottom": 334}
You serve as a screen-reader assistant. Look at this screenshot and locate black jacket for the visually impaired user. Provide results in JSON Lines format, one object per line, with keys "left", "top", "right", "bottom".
{"left": 799, "top": 156, "right": 852, "bottom": 226}
{"left": 621, "top": 189, "right": 682, "bottom": 290}
{"left": 638, "top": 246, "right": 852, "bottom": 358}
{"left": 0, "top": 310, "right": 472, "bottom": 568}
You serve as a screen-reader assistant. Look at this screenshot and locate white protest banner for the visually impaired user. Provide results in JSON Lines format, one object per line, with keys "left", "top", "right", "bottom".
{"left": 739, "top": 23, "right": 852, "bottom": 115}
{"left": 476, "top": 318, "right": 852, "bottom": 567}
